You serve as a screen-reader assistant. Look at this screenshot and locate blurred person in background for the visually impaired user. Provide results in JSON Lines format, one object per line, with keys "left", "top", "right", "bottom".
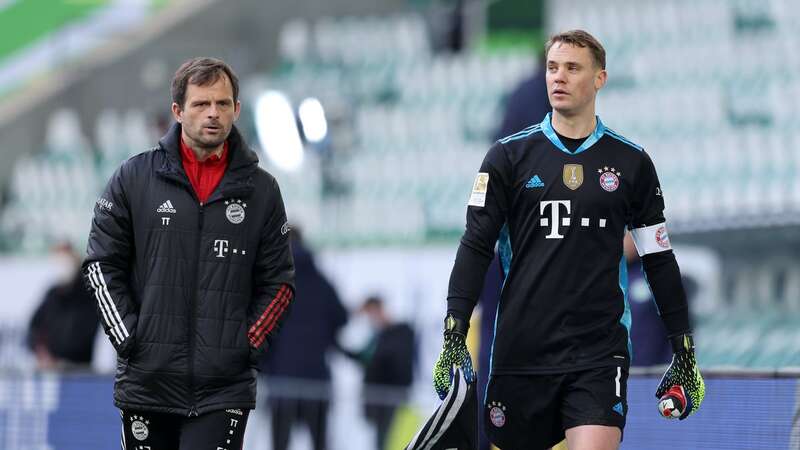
{"left": 494, "top": 53, "right": 551, "bottom": 143}
{"left": 433, "top": 30, "right": 705, "bottom": 450}
{"left": 261, "top": 227, "right": 347, "bottom": 450}
{"left": 474, "top": 255, "right": 503, "bottom": 450}
{"left": 346, "top": 296, "right": 415, "bottom": 450}
{"left": 83, "top": 57, "right": 294, "bottom": 449}
{"left": 626, "top": 233, "right": 699, "bottom": 367}
{"left": 27, "top": 242, "right": 99, "bottom": 371}
{"left": 624, "top": 232, "right": 672, "bottom": 367}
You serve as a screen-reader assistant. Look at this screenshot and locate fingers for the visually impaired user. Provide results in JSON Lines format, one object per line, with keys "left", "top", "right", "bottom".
{"left": 654, "top": 379, "right": 669, "bottom": 398}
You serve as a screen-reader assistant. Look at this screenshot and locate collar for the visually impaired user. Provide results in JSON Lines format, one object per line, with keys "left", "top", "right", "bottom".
{"left": 179, "top": 136, "right": 228, "bottom": 166}
{"left": 540, "top": 112, "right": 606, "bottom": 155}
{"left": 157, "top": 123, "right": 259, "bottom": 198}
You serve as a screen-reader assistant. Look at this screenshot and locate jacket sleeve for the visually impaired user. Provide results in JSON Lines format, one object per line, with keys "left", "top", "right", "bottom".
{"left": 247, "top": 177, "right": 295, "bottom": 356}
{"left": 82, "top": 164, "right": 138, "bottom": 357}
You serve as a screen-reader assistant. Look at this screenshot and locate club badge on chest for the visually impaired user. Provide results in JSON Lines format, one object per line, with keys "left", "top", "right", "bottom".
{"left": 225, "top": 198, "right": 247, "bottom": 224}
{"left": 597, "top": 166, "right": 622, "bottom": 192}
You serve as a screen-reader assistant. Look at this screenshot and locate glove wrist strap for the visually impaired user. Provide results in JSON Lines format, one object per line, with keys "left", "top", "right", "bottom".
{"left": 444, "top": 314, "right": 469, "bottom": 337}
{"left": 669, "top": 333, "right": 694, "bottom": 353}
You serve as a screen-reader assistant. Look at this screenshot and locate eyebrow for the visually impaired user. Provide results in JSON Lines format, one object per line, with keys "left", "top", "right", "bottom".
{"left": 547, "top": 60, "right": 583, "bottom": 66}
{"left": 191, "top": 99, "right": 233, "bottom": 105}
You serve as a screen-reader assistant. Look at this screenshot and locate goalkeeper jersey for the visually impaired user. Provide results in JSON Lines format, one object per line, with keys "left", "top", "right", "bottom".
{"left": 449, "top": 112, "right": 672, "bottom": 375}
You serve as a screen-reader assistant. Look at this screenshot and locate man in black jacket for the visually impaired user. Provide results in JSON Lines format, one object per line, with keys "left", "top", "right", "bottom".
{"left": 83, "top": 57, "right": 295, "bottom": 449}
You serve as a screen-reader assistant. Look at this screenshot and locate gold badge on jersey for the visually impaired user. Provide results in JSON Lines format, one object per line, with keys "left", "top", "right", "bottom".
{"left": 468, "top": 172, "right": 490, "bottom": 207}
{"left": 563, "top": 164, "right": 584, "bottom": 190}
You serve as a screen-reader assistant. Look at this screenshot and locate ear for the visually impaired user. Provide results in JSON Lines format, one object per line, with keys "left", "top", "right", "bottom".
{"left": 233, "top": 100, "right": 241, "bottom": 122}
{"left": 595, "top": 69, "right": 608, "bottom": 91}
{"left": 171, "top": 102, "right": 183, "bottom": 123}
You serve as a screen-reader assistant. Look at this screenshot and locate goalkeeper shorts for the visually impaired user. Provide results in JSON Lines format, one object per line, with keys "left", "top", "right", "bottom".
{"left": 484, "top": 365, "right": 628, "bottom": 449}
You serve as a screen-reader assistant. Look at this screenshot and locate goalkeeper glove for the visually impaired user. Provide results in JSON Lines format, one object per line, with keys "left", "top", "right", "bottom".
{"left": 656, "top": 333, "right": 705, "bottom": 420}
{"left": 433, "top": 314, "right": 475, "bottom": 400}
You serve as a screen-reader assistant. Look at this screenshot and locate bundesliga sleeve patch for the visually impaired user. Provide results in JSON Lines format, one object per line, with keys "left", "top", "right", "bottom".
{"left": 468, "top": 172, "right": 489, "bottom": 207}
{"left": 631, "top": 222, "right": 672, "bottom": 256}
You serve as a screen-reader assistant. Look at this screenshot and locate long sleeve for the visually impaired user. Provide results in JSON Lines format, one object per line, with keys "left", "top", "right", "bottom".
{"left": 82, "top": 164, "right": 138, "bottom": 357}
{"left": 629, "top": 151, "right": 690, "bottom": 336}
{"left": 447, "top": 142, "right": 512, "bottom": 320}
{"left": 247, "top": 177, "right": 295, "bottom": 356}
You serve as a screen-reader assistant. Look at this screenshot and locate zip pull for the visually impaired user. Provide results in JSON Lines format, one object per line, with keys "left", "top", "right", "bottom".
{"left": 189, "top": 406, "right": 199, "bottom": 417}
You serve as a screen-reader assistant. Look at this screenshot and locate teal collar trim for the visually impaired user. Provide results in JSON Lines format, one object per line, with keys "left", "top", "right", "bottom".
{"left": 540, "top": 112, "right": 606, "bottom": 155}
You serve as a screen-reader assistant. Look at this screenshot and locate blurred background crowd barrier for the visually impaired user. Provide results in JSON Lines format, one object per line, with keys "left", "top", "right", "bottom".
{"left": 1, "top": 0, "right": 799, "bottom": 448}
{"left": 1, "top": 370, "right": 799, "bottom": 449}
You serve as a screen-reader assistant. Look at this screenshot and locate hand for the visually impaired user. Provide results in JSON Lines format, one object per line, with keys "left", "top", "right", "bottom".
{"left": 433, "top": 314, "right": 475, "bottom": 400}
{"left": 655, "top": 334, "right": 705, "bottom": 420}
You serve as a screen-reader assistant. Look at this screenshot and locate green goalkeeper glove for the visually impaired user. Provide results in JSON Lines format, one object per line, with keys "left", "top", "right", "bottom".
{"left": 433, "top": 314, "right": 475, "bottom": 400}
{"left": 656, "top": 334, "right": 706, "bottom": 420}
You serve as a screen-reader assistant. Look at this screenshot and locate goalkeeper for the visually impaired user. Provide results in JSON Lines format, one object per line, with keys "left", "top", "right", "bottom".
{"left": 433, "top": 30, "right": 705, "bottom": 450}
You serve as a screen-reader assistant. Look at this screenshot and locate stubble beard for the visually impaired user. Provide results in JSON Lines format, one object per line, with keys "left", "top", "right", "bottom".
{"left": 185, "top": 126, "right": 229, "bottom": 154}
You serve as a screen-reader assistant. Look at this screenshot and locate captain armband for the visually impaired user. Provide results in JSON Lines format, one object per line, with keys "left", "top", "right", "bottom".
{"left": 631, "top": 222, "right": 672, "bottom": 256}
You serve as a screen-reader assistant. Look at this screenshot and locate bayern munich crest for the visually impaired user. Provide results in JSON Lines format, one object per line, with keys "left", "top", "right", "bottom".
{"left": 129, "top": 415, "right": 150, "bottom": 441}
{"left": 655, "top": 226, "right": 670, "bottom": 248}
{"left": 598, "top": 166, "right": 622, "bottom": 192}
{"left": 225, "top": 199, "right": 247, "bottom": 224}
{"left": 488, "top": 401, "right": 507, "bottom": 428}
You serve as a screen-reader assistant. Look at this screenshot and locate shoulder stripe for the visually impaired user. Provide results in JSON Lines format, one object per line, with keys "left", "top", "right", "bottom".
{"left": 499, "top": 124, "right": 542, "bottom": 144}
{"left": 604, "top": 128, "right": 643, "bottom": 151}
{"left": 498, "top": 124, "right": 539, "bottom": 143}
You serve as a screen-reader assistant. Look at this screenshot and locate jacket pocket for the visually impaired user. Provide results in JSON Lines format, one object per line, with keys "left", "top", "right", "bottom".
{"left": 242, "top": 322, "right": 259, "bottom": 369}
{"left": 116, "top": 324, "right": 138, "bottom": 359}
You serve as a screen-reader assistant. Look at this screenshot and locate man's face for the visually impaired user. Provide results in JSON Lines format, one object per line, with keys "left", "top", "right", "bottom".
{"left": 546, "top": 43, "right": 606, "bottom": 117}
{"left": 172, "top": 74, "right": 240, "bottom": 152}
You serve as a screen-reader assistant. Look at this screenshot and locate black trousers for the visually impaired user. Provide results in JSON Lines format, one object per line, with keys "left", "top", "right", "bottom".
{"left": 120, "top": 408, "right": 249, "bottom": 450}
{"left": 269, "top": 397, "right": 329, "bottom": 450}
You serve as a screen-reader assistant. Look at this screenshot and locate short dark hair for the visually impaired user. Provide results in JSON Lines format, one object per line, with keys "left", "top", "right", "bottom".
{"left": 545, "top": 30, "right": 606, "bottom": 70}
{"left": 171, "top": 57, "right": 239, "bottom": 108}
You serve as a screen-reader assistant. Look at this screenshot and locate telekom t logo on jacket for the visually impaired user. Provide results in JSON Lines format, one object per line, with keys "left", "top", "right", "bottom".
{"left": 214, "top": 239, "right": 229, "bottom": 258}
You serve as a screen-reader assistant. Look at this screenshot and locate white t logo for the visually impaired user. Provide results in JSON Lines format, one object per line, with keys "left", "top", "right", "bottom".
{"left": 214, "top": 240, "right": 229, "bottom": 258}
{"left": 540, "top": 200, "right": 571, "bottom": 239}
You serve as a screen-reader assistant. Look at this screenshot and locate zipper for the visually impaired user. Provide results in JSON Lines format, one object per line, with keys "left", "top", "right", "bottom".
{"left": 188, "top": 202, "right": 204, "bottom": 417}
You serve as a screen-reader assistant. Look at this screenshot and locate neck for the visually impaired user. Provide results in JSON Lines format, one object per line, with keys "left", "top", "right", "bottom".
{"left": 182, "top": 132, "right": 224, "bottom": 162}
{"left": 551, "top": 107, "right": 597, "bottom": 139}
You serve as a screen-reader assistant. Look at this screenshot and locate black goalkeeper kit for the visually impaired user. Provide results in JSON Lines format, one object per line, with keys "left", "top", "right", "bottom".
{"left": 448, "top": 113, "right": 690, "bottom": 375}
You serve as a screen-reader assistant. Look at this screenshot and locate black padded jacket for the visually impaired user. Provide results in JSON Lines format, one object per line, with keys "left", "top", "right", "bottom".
{"left": 83, "top": 123, "right": 295, "bottom": 416}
